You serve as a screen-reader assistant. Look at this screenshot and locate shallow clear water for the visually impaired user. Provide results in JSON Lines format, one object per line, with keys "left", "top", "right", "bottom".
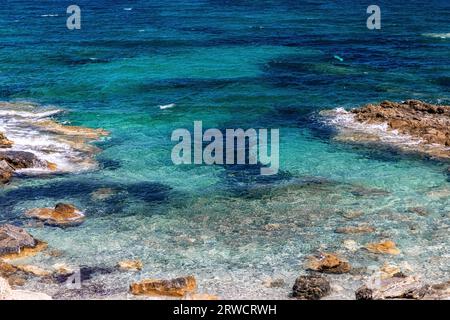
{"left": 0, "top": 0, "right": 449, "bottom": 299}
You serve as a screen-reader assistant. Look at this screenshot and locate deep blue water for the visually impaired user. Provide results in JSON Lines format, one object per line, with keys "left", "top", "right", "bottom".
{"left": 0, "top": 0, "right": 449, "bottom": 299}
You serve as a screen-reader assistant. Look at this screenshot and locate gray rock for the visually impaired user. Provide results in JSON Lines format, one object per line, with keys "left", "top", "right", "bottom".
{"left": 292, "top": 275, "right": 331, "bottom": 300}
{"left": 0, "top": 224, "right": 37, "bottom": 256}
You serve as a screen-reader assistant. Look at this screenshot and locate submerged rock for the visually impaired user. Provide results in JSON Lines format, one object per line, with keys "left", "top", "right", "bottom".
{"left": 117, "top": 260, "right": 143, "bottom": 271}
{"left": 292, "top": 275, "right": 331, "bottom": 300}
{"left": 306, "top": 252, "right": 351, "bottom": 274}
{"left": 25, "top": 203, "right": 85, "bottom": 227}
{"left": 365, "top": 240, "right": 401, "bottom": 255}
{"left": 90, "top": 188, "right": 116, "bottom": 201}
{"left": 130, "top": 276, "right": 197, "bottom": 297}
{"left": 335, "top": 225, "right": 375, "bottom": 234}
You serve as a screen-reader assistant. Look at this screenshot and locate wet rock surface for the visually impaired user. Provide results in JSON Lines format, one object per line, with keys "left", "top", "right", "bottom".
{"left": 355, "top": 275, "right": 449, "bottom": 300}
{"left": 130, "top": 276, "right": 197, "bottom": 297}
{"left": 0, "top": 224, "right": 38, "bottom": 257}
{"left": 352, "top": 100, "right": 450, "bottom": 147}
{"left": 306, "top": 253, "right": 351, "bottom": 274}
{"left": 292, "top": 275, "right": 331, "bottom": 300}
{"left": 365, "top": 240, "right": 401, "bottom": 255}
{"left": 0, "top": 132, "right": 12, "bottom": 148}
{"left": 25, "top": 203, "right": 85, "bottom": 227}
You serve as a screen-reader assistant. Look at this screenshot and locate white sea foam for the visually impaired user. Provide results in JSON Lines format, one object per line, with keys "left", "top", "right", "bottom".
{"left": 0, "top": 102, "right": 103, "bottom": 175}
{"left": 422, "top": 33, "right": 450, "bottom": 39}
{"left": 321, "top": 107, "right": 424, "bottom": 146}
{"left": 159, "top": 103, "right": 176, "bottom": 110}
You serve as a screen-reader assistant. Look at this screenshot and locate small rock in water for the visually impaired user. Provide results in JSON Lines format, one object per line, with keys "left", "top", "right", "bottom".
{"left": 292, "top": 275, "right": 331, "bottom": 300}
{"left": 306, "top": 252, "right": 352, "bottom": 274}
{"left": 335, "top": 225, "right": 375, "bottom": 234}
{"left": 380, "top": 263, "right": 403, "bottom": 279}
{"left": 342, "top": 210, "right": 364, "bottom": 219}
{"left": 343, "top": 239, "right": 359, "bottom": 252}
{"left": 365, "top": 240, "right": 401, "bottom": 255}
{"left": 0, "top": 224, "right": 46, "bottom": 259}
{"left": 130, "top": 276, "right": 197, "bottom": 297}
{"left": 263, "top": 278, "right": 285, "bottom": 288}
{"left": 355, "top": 275, "right": 428, "bottom": 300}
{"left": 407, "top": 207, "right": 429, "bottom": 217}
{"left": 117, "top": 260, "right": 143, "bottom": 271}
{"left": 25, "top": 203, "right": 85, "bottom": 228}
{"left": 90, "top": 188, "right": 116, "bottom": 201}
{"left": 263, "top": 223, "right": 282, "bottom": 231}
{"left": 0, "top": 132, "right": 13, "bottom": 148}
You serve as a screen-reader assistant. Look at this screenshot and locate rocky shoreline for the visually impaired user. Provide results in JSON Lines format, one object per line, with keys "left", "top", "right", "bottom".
{"left": 322, "top": 100, "right": 450, "bottom": 161}
{"left": 1, "top": 100, "right": 449, "bottom": 300}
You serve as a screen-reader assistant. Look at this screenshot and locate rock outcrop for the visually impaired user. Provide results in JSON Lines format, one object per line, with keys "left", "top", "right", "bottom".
{"left": 0, "top": 224, "right": 46, "bottom": 259}
{"left": 354, "top": 275, "right": 446, "bottom": 300}
{"left": 292, "top": 275, "right": 331, "bottom": 300}
{"left": 306, "top": 253, "right": 351, "bottom": 274}
{"left": 0, "top": 133, "right": 13, "bottom": 148}
{"left": 130, "top": 276, "right": 197, "bottom": 297}
{"left": 0, "top": 151, "right": 48, "bottom": 184}
{"left": 352, "top": 100, "right": 450, "bottom": 147}
{"left": 323, "top": 100, "right": 450, "bottom": 159}
{"left": 25, "top": 203, "right": 85, "bottom": 227}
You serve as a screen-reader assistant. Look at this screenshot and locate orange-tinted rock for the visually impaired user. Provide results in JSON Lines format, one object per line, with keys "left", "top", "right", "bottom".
{"left": 351, "top": 100, "right": 450, "bottom": 158}
{"left": 306, "top": 253, "right": 351, "bottom": 274}
{"left": 183, "top": 293, "right": 220, "bottom": 300}
{"left": 47, "top": 162, "right": 57, "bottom": 171}
{"left": 0, "top": 133, "right": 13, "bottom": 148}
{"left": 130, "top": 276, "right": 197, "bottom": 297}
{"left": 25, "top": 203, "right": 85, "bottom": 227}
{"left": 0, "top": 241, "right": 47, "bottom": 260}
{"left": 117, "top": 260, "right": 143, "bottom": 271}
{"left": 366, "top": 240, "right": 401, "bottom": 255}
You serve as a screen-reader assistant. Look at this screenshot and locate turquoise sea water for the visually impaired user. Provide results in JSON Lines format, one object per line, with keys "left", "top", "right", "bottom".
{"left": 0, "top": 0, "right": 449, "bottom": 299}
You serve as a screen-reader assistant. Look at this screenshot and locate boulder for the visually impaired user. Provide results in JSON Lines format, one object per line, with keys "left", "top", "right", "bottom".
{"left": 355, "top": 275, "right": 427, "bottom": 300}
{"left": 130, "top": 276, "right": 197, "bottom": 297}
{"left": 292, "top": 275, "right": 331, "bottom": 300}
{"left": 365, "top": 240, "right": 401, "bottom": 255}
{"left": 0, "top": 151, "right": 46, "bottom": 169}
{"left": 0, "top": 224, "right": 38, "bottom": 257}
{"left": 306, "top": 253, "right": 351, "bottom": 274}
{"left": 0, "top": 132, "right": 13, "bottom": 148}
{"left": 25, "top": 203, "right": 85, "bottom": 227}
{"left": 0, "top": 160, "right": 14, "bottom": 183}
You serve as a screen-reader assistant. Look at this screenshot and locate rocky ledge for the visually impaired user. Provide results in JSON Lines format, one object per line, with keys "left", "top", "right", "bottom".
{"left": 324, "top": 100, "right": 450, "bottom": 160}
{"left": 25, "top": 203, "right": 85, "bottom": 228}
{"left": 0, "top": 224, "right": 47, "bottom": 260}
